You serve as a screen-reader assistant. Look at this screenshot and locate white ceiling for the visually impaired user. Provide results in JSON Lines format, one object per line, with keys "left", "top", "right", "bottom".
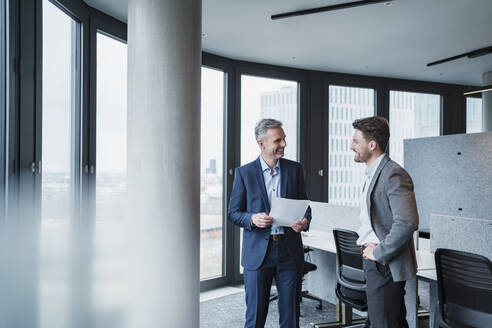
{"left": 84, "top": 0, "right": 492, "bottom": 86}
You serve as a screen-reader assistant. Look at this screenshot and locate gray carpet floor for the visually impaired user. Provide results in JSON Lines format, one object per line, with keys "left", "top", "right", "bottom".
{"left": 200, "top": 291, "right": 341, "bottom": 328}
{"left": 200, "top": 289, "right": 431, "bottom": 328}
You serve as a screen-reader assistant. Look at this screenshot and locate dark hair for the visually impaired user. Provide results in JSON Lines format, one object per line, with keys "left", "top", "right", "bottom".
{"left": 352, "top": 116, "right": 390, "bottom": 152}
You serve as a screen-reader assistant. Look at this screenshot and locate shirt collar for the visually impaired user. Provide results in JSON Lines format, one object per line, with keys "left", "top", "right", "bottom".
{"left": 259, "top": 156, "right": 280, "bottom": 173}
{"left": 365, "top": 153, "right": 386, "bottom": 179}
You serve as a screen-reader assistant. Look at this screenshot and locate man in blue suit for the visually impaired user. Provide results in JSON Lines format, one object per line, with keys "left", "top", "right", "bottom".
{"left": 228, "top": 118, "right": 312, "bottom": 328}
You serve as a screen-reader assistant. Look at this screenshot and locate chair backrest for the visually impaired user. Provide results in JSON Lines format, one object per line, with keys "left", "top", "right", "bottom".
{"left": 333, "top": 229, "right": 366, "bottom": 291}
{"left": 435, "top": 248, "right": 492, "bottom": 328}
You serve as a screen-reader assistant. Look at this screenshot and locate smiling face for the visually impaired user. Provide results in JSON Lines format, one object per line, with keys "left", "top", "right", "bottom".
{"left": 258, "top": 127, "right": 286, "bottom": 161}
{"left": 351, "top": 129, "right": 374, "bottom": 164}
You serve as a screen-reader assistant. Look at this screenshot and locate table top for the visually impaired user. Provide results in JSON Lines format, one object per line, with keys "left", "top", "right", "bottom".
{"left": 417, "top": 269, "right": 437, "bottom": 281}
{"left": 301, "top": 229, "right": 336, "bottom": 252}
{"left": 416, "top": 250, "right": 435, "bottom": 271}
{"left": 302, "top": 229, "right": 436, "bottom": 273}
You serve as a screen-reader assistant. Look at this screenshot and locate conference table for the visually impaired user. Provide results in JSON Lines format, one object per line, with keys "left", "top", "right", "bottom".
{"left": 302, "top": 229, "right": 436, "bottom": 328}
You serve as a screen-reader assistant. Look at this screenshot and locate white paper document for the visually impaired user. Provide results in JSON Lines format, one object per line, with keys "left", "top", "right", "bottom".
{"left": 269, "top": 197, "right": 310, "bottom": 227}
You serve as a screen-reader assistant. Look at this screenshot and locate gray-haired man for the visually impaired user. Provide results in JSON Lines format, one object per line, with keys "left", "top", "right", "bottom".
{"left": 228, "top": 118, "right": 311, "bottom": 328}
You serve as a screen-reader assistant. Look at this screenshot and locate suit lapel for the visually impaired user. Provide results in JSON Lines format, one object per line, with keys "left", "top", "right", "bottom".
{"left": 280, "top": 158, "right": 288, "bottom": 198}
{"left": 255, "top": 157, "right": 271, "bottom": 212}
{"left": 366, "top": 155, "right": 389, "bottom": 215}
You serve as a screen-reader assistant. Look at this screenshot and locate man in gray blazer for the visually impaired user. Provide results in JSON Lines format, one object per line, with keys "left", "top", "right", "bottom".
{"left": 351, "top": 116, "right": 418, "bottom": 328}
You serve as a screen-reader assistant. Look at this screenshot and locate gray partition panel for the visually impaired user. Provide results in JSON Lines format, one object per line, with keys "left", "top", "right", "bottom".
{"left": 430, "top": 214, "right": 492, "bottom": 259}
{"left": 404, "top": 132, "right": 492, "bottom": 232}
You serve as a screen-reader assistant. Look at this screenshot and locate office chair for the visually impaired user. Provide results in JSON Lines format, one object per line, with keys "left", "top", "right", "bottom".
{"left": 312, "top": 228, "right": 368, "bottom": 328}
{"left": 434, "top": 248, "right": 492, "bottom": 328}
{"left": 301, "top": 247, "right": 324, "bottom": 310}
{"left": 269, "top": 247, "right": 324, "bottom": 312}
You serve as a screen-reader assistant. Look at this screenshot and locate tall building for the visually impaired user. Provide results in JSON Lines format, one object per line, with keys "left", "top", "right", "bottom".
{"left": 329, "top": 88, "right": 441, "bottom": 207}
{"left": 328, "top": 86, "right": 375, "bottom": 207}
{"left": 260, "top": 85, "right": 298, "bottom": 160}
{"left": 389, "top": 91, "right": 440, "bottom": 166}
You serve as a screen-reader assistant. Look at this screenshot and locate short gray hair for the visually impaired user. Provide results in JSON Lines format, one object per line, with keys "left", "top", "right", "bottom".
{"left": 255, "top": 118, "right": 283, "bottom": 141}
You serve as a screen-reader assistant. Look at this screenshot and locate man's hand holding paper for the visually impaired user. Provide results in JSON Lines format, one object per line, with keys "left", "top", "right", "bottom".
{"left": 251, "top": 212, "right": 273, "bottom": 228}
{"left": 290, "top": 217, "right": 309, "bottom": 232}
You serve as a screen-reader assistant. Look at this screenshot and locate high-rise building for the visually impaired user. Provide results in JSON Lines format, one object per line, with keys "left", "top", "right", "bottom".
{"left": 328, "top": 86, "right": 375, "bottom": 207}
{"left": 328, "top": 88, "right": 441, "bottom": 207}
{"left": 260, "top": 85, "right": 298, "bottom": 160}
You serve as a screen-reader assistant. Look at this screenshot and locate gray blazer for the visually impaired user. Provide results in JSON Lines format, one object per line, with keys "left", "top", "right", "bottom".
{"left": 368, "top": 155, "right": 419, "bottom": 282}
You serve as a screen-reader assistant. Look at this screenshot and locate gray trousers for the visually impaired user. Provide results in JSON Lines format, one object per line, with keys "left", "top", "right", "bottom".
{"left": 363, "top": 259, "right": 409, "bottom": 328}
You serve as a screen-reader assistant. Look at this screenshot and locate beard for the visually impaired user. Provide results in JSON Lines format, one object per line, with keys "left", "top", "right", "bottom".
{"left": 354, "top": 150, "right": 370, "bottom": 163}
{"left": 274, "top": 148, "right": 285, "bottom": 158}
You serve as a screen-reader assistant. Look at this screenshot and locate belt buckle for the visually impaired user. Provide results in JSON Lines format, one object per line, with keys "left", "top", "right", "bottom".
{"left": 271, "top": 234, "right": 283, "bottom": 241}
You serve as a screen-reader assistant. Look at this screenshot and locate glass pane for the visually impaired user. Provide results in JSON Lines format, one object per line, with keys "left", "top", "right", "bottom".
{"left": 42, "top": 2, "right": 73, "bottom": 223}
{"left": 41, "top": 1, "right": 77, "bottom": 326}
{"left": 466, "top": 97, "right": 483, "bottom": 133}
{"left": 200, "top": 67, "right": 225, "bottom": 280}
{"left": 328, "top": 85, "right": 375, "bottom": 206}
{"left": 241, "top": 75, "right": 298, "bottom": 165}
{"left": 94, "top": 32, "right": 128, "bottom": 318}
{"left": 96, "top": 33, "right": 127, "bottom": 223}
{"left": 389, "top": 91, "right": 440, "bottom": 166}
{"left": 240, "top": 75, "right": 298, "bottom": 274}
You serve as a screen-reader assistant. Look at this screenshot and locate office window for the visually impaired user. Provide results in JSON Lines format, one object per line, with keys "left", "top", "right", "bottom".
{"left": 200, "top": 67, "right": 225, "bottom": 280}
{"left": 240, "top": 75, "right": 298, "bottom": 165}
{"left": 41, "top": 1, "right": 76, "bottom": 223}
{"left": 41, "top": 1, "right": 80, "bottom": 325}
{"left": 240, "top": 75, "right": 298, "bottom": 274}
{"left": 95, "top": 33, "right": 128, "bottom": 223}
{"left": 389, "top": 91, "right": 441, "bottom": 166}
{"left": 93, "top": 31, "right": 128, "bottom": 316}
{"left": 466, "top": 97, "right": 483, "bottom": 133}
{"left": 328, "top": 85, "right": 375, "bottom": 207}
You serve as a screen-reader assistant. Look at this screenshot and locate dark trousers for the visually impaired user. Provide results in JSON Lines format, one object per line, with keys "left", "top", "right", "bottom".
{"left": 243, "top": 239, "right": 301, "bottom": 328}
{"left": 363, "top": 259, "right": 408, "bottom": 328}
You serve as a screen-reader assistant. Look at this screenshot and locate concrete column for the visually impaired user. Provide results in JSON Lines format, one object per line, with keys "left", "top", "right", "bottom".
{"left": 482, "top": 71, "right": 492, "bottom": 131}
{"left": 127, "top": 0, "right": 201, "bottom": 327}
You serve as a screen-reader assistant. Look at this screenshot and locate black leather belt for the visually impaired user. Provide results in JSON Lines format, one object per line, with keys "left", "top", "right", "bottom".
{"left": 270, "top": 234, "right": 285, "bottom": 241}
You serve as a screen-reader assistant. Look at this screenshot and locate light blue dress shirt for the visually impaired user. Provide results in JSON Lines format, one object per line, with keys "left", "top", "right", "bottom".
{"left": 259, "top": 156, "right": 284, "bottom": 235}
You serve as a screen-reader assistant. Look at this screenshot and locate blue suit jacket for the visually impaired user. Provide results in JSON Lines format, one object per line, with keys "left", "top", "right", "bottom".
{"left": 228, "top": 157, "right": 312, "bottom": 271}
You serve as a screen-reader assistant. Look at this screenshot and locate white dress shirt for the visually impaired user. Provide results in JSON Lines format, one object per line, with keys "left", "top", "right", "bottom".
{"left": 357, "top": 153, "right": 386, "bottom": 246}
